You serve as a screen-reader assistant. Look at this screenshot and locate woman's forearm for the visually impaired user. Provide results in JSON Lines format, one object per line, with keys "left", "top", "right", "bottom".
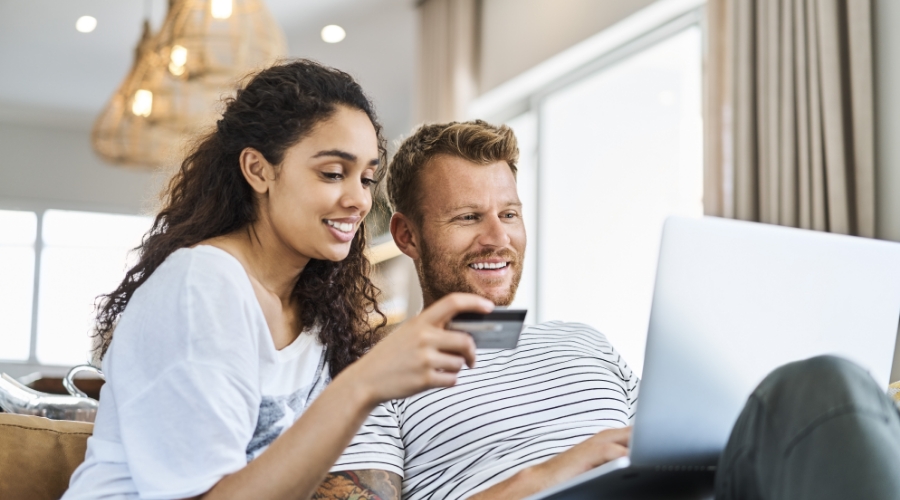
{"left": 197, "top": 293, "right": 491, "bottom": 500}
{"left": 201, "top": 370, "right": 376, "bottom": 500}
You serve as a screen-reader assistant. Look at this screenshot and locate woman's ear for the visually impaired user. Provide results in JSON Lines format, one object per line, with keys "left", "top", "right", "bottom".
{"left": 239, "top": 147, "right": 274, "bottom": 195}
{"left": 390, "top": 213, "right": 421, "bottom": 260}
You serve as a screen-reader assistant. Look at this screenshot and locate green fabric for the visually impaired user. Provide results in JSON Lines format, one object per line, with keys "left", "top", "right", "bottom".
{"left": 716, "top": 356, "right": 900, "bottom": 500}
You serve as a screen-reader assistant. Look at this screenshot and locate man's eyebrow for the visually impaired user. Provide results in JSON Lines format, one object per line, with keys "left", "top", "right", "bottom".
{"left": 447, "top": 201, "right": 522, "bottom": 212}
{"left": 447, "top": 203, "right": 481, "bottom": 212}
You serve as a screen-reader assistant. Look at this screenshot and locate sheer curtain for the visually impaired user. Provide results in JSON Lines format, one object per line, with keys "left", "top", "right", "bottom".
{"left": 705, "top": 0, "right": 875, "bottom": 236}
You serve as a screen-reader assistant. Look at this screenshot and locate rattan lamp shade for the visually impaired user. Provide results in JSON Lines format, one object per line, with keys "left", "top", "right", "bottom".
{"left": 91, "top": 21, "right": 179, "bottom": 168}
{"left": 91, "top": 0, "right": 287, "bottom": 168}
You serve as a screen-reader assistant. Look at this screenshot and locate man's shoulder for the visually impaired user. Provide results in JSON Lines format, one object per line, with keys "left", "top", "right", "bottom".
{"left": 519, "top": 321, "right": 622, "bottom": 357}
{"left": 523, "top": 320, "right": 610, "bottom": 341}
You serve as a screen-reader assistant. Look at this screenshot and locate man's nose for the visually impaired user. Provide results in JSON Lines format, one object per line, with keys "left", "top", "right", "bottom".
{"left": 477, "top": 215, "right": 511, "bottom": 247}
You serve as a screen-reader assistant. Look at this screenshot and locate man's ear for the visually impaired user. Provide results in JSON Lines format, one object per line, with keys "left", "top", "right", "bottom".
{"left": 390, "top": 212, "right": 421, "bottom": 260}
{"left": 239, "top": 147, "right": 274, "bottom": 195}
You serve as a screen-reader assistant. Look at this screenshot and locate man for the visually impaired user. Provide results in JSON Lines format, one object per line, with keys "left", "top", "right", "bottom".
{"left": 315, "top": 121, "right": 900, "bottom": 500}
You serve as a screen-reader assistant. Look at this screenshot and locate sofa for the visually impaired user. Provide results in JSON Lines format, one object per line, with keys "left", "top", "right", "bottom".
{"left": 0, "top": 413, "right": 92, "bottom": 499}
{"left": 3, "top": 382, "right": 900, "bottom": 500}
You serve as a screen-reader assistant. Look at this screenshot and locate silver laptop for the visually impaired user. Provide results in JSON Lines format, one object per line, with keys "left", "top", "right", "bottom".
{"left": 526, "top": 216, "right": 900, "bottom": 500}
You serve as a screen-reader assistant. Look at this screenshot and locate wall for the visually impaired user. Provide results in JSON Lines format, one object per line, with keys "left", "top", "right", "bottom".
{"left": 478, "top": 0, "right": 658, "bottom": 93}
{"left": 874, "top": 0, "right": 900, "bottom": 382}
{"left": 0, "top": 117, "right": 163, "bottom": 215}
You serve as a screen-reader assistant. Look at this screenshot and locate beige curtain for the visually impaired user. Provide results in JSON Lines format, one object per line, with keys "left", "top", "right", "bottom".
{"left": 705, "top": 0, "right": 875, "bottom": 237}
{"left": 416, "top": 0, "right": 478, "bottom": 123}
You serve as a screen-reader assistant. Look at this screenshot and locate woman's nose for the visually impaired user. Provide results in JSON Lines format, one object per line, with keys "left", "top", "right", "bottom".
{"left": 341, "top": 179, "right": 371, "bottom": 212}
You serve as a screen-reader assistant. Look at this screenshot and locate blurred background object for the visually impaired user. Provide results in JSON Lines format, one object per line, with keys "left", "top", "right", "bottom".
{"left": 0, "top": 365, "right": 103, "bottom": 422}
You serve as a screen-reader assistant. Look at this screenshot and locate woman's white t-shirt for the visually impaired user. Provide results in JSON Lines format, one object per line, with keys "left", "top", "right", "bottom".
{"left": 63, "top": 246, "right": 331, "bottom": 500}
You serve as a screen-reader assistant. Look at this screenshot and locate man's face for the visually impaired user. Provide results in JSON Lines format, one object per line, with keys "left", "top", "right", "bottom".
{"left": 414, "top": 155, "right": 526, "bottom": 305}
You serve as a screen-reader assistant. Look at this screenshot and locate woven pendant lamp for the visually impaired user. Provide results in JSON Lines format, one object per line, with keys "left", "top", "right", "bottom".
{"left": 92, "top": 0, "right": 287, "bottom": 168}
{"left": 91, "top": 21, "right": 179, "bottom": 168}
{"left": 148, "top": 0, "right": 287, "bottom": 133}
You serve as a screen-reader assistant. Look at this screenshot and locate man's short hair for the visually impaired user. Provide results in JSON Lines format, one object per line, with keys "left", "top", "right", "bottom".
{"left": 387, "top": 120, "right": 519, "bottom": 224}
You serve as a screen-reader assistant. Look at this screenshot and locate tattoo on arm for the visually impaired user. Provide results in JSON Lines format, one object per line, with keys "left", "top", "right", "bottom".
{"left": 313, "top": 470, "right": 402, "bottom": 500}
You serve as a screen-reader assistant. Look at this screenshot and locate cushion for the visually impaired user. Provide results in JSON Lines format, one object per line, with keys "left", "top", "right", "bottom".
{"left": 891, "top": 381, "right": 900, "bottom": 405}
{"left": 0, "top": 413, "right": 93, "bottom": 500}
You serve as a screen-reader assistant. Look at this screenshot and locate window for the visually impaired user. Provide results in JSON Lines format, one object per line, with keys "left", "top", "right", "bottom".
{"left": 537, "top": 27, "right": 703, "bottom": 375}
{"left": 0, "top": 209, "right": 152, "bottom": 366}
{"left": 0, "top": 210, "right": 37, "bottom": 361}
{"left": 475, "top": 8, "right": 705, "bottom": 376}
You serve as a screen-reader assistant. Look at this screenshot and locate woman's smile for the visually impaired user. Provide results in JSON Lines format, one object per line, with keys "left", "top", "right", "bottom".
{"left": 323, "top": 216, "right": 360, "bottom": 243}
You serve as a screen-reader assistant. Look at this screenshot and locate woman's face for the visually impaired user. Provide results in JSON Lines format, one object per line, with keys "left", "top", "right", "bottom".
{"left": 264, "top": 105, "right": 380, "bottom": 263}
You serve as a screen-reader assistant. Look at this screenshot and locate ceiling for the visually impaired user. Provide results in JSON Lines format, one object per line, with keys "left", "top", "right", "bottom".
{"left": 0, "top": 0, "right": 417, "bottom": 141}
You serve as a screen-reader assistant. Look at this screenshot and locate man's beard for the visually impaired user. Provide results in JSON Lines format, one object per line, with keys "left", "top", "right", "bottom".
{"left": 417, "top": 241, "right": 523, "bottom": 306}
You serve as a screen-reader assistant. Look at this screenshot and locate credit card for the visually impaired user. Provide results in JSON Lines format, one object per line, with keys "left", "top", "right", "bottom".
{"left": 447, "top": 309, "right": 527, "bottom": 349}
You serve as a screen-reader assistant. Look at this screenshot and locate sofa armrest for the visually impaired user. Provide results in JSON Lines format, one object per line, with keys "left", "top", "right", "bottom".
{"left": 0, "top": 413, "right": 93, "bottom": 500}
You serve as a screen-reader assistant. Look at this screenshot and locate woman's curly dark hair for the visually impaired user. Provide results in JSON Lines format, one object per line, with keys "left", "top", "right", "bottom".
{"left": 94, "top": 59, "right": 387, "bottom": 378}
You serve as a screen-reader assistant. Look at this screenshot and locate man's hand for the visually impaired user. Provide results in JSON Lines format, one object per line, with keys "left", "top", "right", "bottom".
{"left": 527, "top": 427, "right": 631, "bottom": 490}
{"left": 468, "top": 427, "right": 631, "bottom": 500}
{"left": 313, "top": 470, "right": 402, "bottom": 500}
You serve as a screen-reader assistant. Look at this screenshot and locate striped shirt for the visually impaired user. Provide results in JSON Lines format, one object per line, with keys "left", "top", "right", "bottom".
{"left": 331, "top": 321, "right": 640, "bottom": 500}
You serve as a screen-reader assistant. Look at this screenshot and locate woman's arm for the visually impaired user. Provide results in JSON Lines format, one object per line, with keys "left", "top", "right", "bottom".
{"left": 198, "top": 372, "right": 379, "bottom": 500}
{"left": 196, "top": 293, "right": 493, "bottom": 500}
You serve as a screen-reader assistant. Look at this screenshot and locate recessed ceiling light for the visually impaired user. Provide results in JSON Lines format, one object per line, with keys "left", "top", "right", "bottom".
{"left": 76, "top": 16, "right": 97, "bottom": 33}
{"left": 321, "top": 25, "right": 346, "bottom": 43}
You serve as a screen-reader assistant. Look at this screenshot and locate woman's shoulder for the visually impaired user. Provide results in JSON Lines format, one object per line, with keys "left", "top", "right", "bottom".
{"left": 126, "top": 245, "right": 257, "bottom": 319}
{"left": 111, "top": 246, "right": 266, "bottom": 369}
{"left": 142, "top": 245, "right": 249, "bottom": 293}
{"left": 158, "top": 245, "right": 246, "bottom": 278}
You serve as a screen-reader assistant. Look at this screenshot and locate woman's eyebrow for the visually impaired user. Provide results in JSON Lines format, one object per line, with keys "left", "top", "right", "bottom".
{"left": 312, "top": 149, "right": 379, "bottom": 167}
{"left": 312, "top": 149, "right": 357, "bottom": 162}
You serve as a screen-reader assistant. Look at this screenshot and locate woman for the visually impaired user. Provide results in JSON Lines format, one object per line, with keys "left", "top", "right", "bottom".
{"left": 63, "top": 60, "right": 492, "bottom": 499}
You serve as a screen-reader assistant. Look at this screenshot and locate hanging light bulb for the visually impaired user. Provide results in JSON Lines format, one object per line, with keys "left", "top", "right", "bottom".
{"left": 210, "top": 0, "right": 233, "bottom": 19}
{"left": 131, "top": 89, "right": 154, "bottom": 117}
{"left": 168, "top": 44, "right": 188, "bottom": 76}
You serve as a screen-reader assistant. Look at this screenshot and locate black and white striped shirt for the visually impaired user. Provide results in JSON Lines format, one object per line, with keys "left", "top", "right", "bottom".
{"left": 331, "top": 321, "right": 640, "bottom": 500}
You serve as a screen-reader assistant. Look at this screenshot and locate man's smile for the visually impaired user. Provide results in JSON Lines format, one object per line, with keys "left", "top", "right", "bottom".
{"left": 468, "top": 260, "right": 510, "bottom": 271}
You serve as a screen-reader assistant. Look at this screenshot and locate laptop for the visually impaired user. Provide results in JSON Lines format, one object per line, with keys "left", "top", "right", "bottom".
{"left": 526, "top": 216, "right": 900, "bottom": 500}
